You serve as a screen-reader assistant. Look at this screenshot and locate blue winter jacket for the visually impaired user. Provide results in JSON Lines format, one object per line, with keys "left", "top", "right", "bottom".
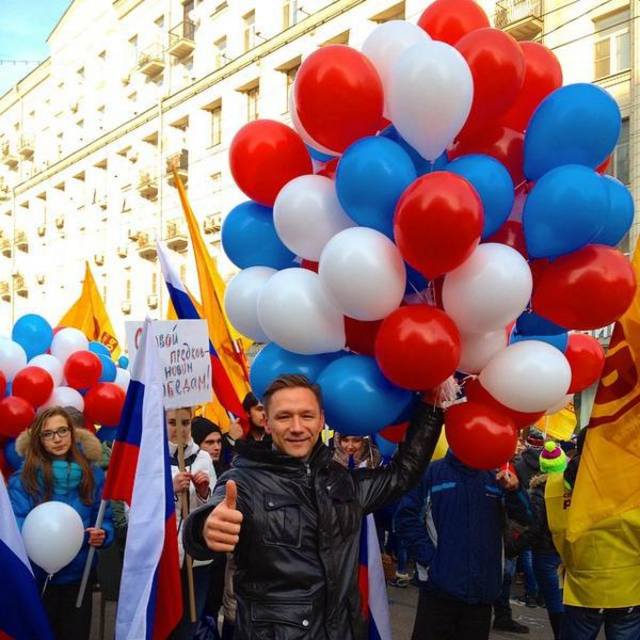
{"left": 394, "top": 451, "right": 531, "bottom": 604}
{"left": 8, "top": 462, "right": 114, "bottom": 585}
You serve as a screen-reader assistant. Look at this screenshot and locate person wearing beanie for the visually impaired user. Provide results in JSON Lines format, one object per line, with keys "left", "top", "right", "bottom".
{"left": 522, "top": 440, "right": 568, "bottom": 640}
{"left": 191, "top": 417, "right": 232, "bottom": 477}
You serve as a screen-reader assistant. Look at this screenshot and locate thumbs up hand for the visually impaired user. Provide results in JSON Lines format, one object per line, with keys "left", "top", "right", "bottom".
{"left": 204, "top": 480, "right": 244, "bottom": 552}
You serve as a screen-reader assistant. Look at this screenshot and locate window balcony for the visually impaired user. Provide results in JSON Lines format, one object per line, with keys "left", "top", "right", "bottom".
{"left": 147, "top": 294, "right": 159, "bottom": 309}
{"left": 14, "top": 274, "right": 28, "bottom": 298}
{"left": 15, "top": 230, "right": 28, "bottom": 252}
{"left": 0, "top": 237, "right": 11, "bottom": 258}
{"left": 137, "top": 43, "right": 165, "bottom": 77}
{"left": 55, "top": 216, "right": 65, "bottom": 229}
{"left": 165, "top": 218, "right": 188, "bottom": 253}
{"left": 167, "top": 149, "right": 189, "bottom": 187}
{"left": 495, "top": 0, "right": 543, "bottom": 41}
{"left": 168, "top": 20, "right": 196, "bottom": 59}
{"left": 1, "top": 143, "right": 18, "bottom": 168}
{"left": 37, "top": 225, "right": 46, "bottom": 237}
{"left": 0, "top": 178, "right": 9, "bottom": 201}
{"left": 18, "top": 135, "right": 34, "bottom": 159}
{"left": 137, "top": 170, "right": 159, "bottom": 200}
{"left": 203, "top": 213, "right": 221, "bottom": 235}
{"left": 94, "top": 253, "right": 105, "bottom": 266}
{"left": 117, "top": 245, "right": 128, "bottom": 258}
{"left": 121, "top": 300, "right": 132, "bottom": 315}
{"left": 0, "top": 281, "right": 9, "bottom": 302}
{"left": 137, "top": 232, "right": 157, "bottom": 261}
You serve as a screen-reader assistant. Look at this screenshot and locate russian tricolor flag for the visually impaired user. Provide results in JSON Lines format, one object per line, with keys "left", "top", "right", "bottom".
{"left": 358, "top": 514, "right": 393, "bottom": 640}
{"left": 0, "top": 476, "right": 53, "bottom": 640}
{"left": 104, "top": 319, "right": 183, "bottom": 639}
{"left": 157, "top": 242, "right": 247, "bottom": 427}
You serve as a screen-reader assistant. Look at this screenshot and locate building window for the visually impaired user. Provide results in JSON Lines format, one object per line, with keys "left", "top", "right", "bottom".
{"left": 246, "top": 85, "right": 259, "bottom": 121}
{"left": 211, "top": 171, "right": 222, "bottom": 192}
{"left": 210, "top": 105, "right": 222, "bottom": 146}
{"left": 282, "top": 0, "right": 298, "bottom": 29}
{"left": 607, "top": 117, "right": 630, "bottom": 185}
{"left": 594, "top": 10, "right": 630, "bottom": 79}
{"left": 214, "top": 37, "right": 227, "bottom": 69}
{"left": 284, "top": 65, "right": 299, "bottom": 112}
{"left": 243, "top": 10, "right": 256, "bottom": 52}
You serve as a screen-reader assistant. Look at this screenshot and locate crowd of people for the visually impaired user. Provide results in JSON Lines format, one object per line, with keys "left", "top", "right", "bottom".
{"left": 5, "top": 375, "right": 640, "bottom": 640}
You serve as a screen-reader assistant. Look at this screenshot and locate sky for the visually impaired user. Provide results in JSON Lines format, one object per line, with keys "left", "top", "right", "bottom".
{"left": 0, "top": 0, "right": 71, "bottom": 95}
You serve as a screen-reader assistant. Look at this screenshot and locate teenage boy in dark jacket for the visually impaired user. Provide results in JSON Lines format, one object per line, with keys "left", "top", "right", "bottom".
{"left": 394, "top": 451, "right": 532, "bottom": 640}
{"left": 183, "top": 374, "right": 444, "bottom": 640}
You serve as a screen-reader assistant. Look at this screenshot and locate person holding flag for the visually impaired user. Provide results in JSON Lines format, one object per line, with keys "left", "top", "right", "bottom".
{"left": 184, "top": 374, "right": 444, "bottom": 640}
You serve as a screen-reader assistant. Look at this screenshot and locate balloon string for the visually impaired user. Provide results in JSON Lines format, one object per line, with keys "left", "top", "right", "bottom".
{"left": 42, "top": 574, "right": 52, "bottom": 597}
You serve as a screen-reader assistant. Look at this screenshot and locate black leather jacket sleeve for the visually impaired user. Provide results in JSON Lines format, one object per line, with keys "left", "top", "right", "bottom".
{"left": 353, "top": 402, "right": 444, "bottom": 515}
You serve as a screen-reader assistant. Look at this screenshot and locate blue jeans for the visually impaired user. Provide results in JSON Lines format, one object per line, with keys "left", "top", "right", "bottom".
{"left": 518, "top": 548, "right": 539, "bottom": 596}
{"left": 532, "top": 551, "right": 564, "bottom": 614}
{"left": 564, "top": 605, "right": 640, "bottom": 640}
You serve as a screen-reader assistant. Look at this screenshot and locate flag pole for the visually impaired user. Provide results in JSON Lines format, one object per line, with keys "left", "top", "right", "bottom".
{"left": 176, "top": 424, "right": 197, "bottom": 623}
{"left": 75, "top": 499, "right": 107, "bottom": 607}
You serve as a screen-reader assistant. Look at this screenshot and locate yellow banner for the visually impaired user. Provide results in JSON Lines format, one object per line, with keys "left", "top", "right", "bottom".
{"left": 536, "top": 402, "right": 577, "bottom": 442}
{"left": 59, "top": 262, "right": 121, "bottom": 358}
{"left": 567, "top": 241, "right": 640, "bottom": 541}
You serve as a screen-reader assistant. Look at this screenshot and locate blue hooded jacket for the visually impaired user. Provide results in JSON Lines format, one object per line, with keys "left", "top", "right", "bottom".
{"left": 394, "top": 451, "right": 531, "bottom": 604}
{"left": 8, "top": 428, "right": 114, "bottom": 585}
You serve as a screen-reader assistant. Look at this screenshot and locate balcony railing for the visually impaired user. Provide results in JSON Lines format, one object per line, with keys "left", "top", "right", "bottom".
{"left": 166, "top": 218, "right": 188, "bottom": 253}
{"left": 18, "top": 135, "right": 34, "bottom": 159}
{"left": 137, "top": 232, "right": 158, "bottom": 261}
{"left": 121, "top": 300, "right": 132, "bottom": 315}
{"left": 15, "top": 230, "right": 28, "bottom": 252}
{"left": 147, "top": 294, "right": 159, "bottom": 309}
{"left": 203, "top": 213, "right": 221, "bottom": 235}
{"left": 0, "top": 237, "right": 11, "bottom": 258}
{"left": 495, "top": 0, "right": 543, "bottom": 41}
{"left": 0, "top": 178, "right": 9, "bottom": 201}
{"left": 137, "top": 43, "right": 165, "bottom": 77}
{"left": 167, "top": 149, "right": 189, "bottom": 187}
{"left": 0, "top": 281, "right": 10, "bottom": 302}
{"left": 1, "top": 143, "right": 18, "bottom": 168}
{"left": 168, "top": 20, "right": 196, "bottom": 59}
{"left": 138, "top": 170, "right": 159, "bottom": 200}
{"left": 14, "top": 274, "right": 28, "bottom": 298}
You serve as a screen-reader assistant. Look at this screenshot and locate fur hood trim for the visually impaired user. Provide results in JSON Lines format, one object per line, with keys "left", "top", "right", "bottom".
{"left": 15, "top": 427, "right": 103, "bottom": 463}
{"left": 529, "top": 473, "right": 548, "bottom": 489}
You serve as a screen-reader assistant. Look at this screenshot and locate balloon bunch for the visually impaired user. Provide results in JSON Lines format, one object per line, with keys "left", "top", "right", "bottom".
{"left": 222, "top": 0, "right": 634, "bottom": 469}
{"left": 0, "top": 314, "right": 130, "bottom": 477}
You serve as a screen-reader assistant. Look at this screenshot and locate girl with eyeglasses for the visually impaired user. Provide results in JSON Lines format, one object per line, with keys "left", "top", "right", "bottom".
{"left": 8, "top": 406, "right": 114, "bottom": 640}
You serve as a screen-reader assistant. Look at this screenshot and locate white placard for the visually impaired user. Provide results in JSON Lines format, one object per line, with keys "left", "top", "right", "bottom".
{"left": 125, "top": 320, "right": 212, "bottom": 409}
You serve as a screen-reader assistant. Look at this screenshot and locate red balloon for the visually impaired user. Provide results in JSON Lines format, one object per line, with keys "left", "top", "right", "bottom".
{"left": 445, "top": 401, "right": 518, "bottom": 470}
{"left": 12, "top": 366, "right": 54, "bottom": 408}
{"left": 394, "top": 172, "right": 483, "bottom": 279}
{"left": 64, "top": 351, "right": 102, "bottom": 390}
{"left": 0, "top": 396, "right": 35, "bottom": 438}
{"left": 465, "top": 377, "right": 544, "bottom": 429}
{"left": 229, "top": 119, "right": 312, "bottom": 206}
{"left": 565, "top": 334, "right": 605, "bottom": 393}
{"left": 486, "top": 220, "right": 528, "bottom": 258}
{"left": 450, "top": 125, "right": 525, "bottom": 185}
{"left": 295, "top": 46, "right": 384, "bottom": 153}
{"left": 500, "top": 42, "right": 563, "bottom": 132}
{"left": 418, "top": 0, "right": 490, "bottom": 45}
{"left": 375, "top": 305, "right": 461, "bottom": 390}
{"left": 84, "top": 383, "right": 126, "bottom": 426}
{"left": 316, "top": 158, "right": 338, "bottom": 180}
{"left": 532, "top": 245, "right": 636, "bottom": 330}
{"left": 300, "top": 259, "right": 319, "bottom": 273}
{"left": 0, "top": 370, "right": 5, "bottom": 398}
{"left": 456, "top": 29, "right": 525, "bottom": 136}
{"left": 379, "top": 421, "right": 409, "bottom": 443}
{"left": 345, "top": 317, "right": 383, "bottom": 356}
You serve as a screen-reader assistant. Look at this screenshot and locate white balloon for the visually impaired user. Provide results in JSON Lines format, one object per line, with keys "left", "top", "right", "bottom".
{"left": 22, "top": 501, "right": 85, "bottom": 575}
{"left": 388, "top": 39, "right": 473, "bottom": 161}
{"left": 288, "top": 92, "right": 339, "bottom": 157}
{"left": 458, "top": 330, "right": 508, "bottom": 374}
{"left": 224, "top": 267, "right": 276, "bottom": 342}
{"left": 50, "top": 328, "right": 89, "bottom": 364}
{"left": 545, "top": 394, "right": 572, "bottom": 416}
{"left": 362, "top": 20, "right": 431, "bottom": 118}
{"left": 319, "top": 227, "right": 406, "bottom": 321}
{"left": 0, "top": 337, "right": 27, "bottom": 381}
{"left": 257, "top": 268, "right": 345, "bottom": 355}
{"left": 480, "top": 341, "right": 572, "bottom": 413}
{"left": 28, "top": 354, "right": 64, "bottom": 387}
{"left": 114, "top": 367, "right": 131, "bottom": 394}
{"left": 40, "top": 386, "right": 85, "bottom": 413}
{"left": 274, "top": 175, "right": 356, "bottom": 261}
{"left": 443, "top": 244, "right": 532, "bottom": 334}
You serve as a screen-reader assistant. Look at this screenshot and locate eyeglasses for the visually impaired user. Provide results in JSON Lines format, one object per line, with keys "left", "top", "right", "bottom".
{"left": 40, "top": 427, "right": 71, "bottom": 441}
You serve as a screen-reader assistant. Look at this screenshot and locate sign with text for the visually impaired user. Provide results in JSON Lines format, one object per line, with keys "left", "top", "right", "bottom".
{"left": 125, "top": 320, "right": 212, "bottom": 409}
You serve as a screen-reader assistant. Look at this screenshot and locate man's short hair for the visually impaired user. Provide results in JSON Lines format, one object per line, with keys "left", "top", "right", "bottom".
{"left": 263, "top": 374, "right": 323, "bottom": 412}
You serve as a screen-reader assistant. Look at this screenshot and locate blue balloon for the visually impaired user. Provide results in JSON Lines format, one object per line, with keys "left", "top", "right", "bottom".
{"left": 524, "top": 83, "right": 621, "bottom": 180}
{"left": 374, "top": 433, "right": 398, "bottom": 459}
{"left": 446, "top": 154, "right": 514, "bottom": 239}
{"left": 98, "top": 354, "right": 117, "bottom": 382}
{"left": 5, "top": 438, "right": 22, "bottom": 471}
{"left": 221, "top": 201, "right": 296, "bottom": 269}
{"left": 523, "top": 165, "right": 608, "bottom": 258}
{"left": 89, "top": 341, "right": 111, "bottom": 358}
{"left": 592, "top": 176, "right": 634, "bottom": 247}
{"left": 380, "top": 126, "right": 448, "bottom": 176}
{"left": 11, "top": 314, "right": 53, "bottom": 360}
{"left": 250, "top": 343, "right": 340, "bottom": 400}
{"left": 316, "top": 354, "right": 413, "bottom": 436}
{"left": 306, "top": 144, "right": 335, "bottom": 163}
{"left": 405, "top": 263, "right": 428, "bottom": 295}
{"left": 336, "top": 136, "right": 417, "bottom": 237}
{"left": 510, "top": 311, "right": 568, "bottom": 352}
{"left": 118, "top": 355, "right": 130, "bottom": 369}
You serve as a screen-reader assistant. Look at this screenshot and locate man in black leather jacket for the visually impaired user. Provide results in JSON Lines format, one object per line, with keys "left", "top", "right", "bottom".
{"left": 183, "top": 374, "right": 443, "bottom": 640}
